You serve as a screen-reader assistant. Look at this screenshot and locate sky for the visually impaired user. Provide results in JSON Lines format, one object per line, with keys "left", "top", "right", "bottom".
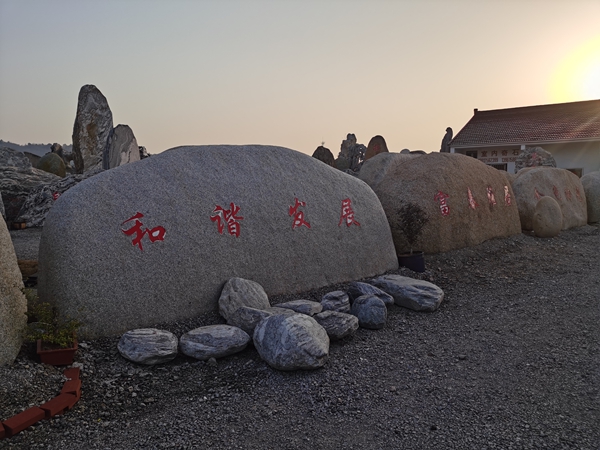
{"left": 1, "top": 0, "right": 599, "bottom": 157}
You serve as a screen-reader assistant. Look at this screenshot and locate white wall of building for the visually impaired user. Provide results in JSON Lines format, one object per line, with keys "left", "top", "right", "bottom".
{"left": 543, "top": 141, "right": 600, "bottom": 176}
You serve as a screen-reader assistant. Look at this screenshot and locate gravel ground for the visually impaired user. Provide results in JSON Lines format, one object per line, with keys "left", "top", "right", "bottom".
{"left": 1, "top": 226, "right": 599, "bottom": 449}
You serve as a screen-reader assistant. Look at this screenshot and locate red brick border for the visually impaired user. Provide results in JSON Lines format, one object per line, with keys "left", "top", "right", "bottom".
{"left": 0, "top": 367, "right": 81, "bottom": 439}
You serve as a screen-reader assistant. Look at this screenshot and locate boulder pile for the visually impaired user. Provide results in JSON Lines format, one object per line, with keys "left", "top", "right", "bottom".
{"left": 117, "top": 275, "right": 444, "bottom": 371}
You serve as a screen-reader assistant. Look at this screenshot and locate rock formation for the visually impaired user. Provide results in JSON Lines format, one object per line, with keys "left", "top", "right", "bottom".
{"left": 72, "top": 85, "right": 113, "bottom": 174}
{"left": 440, "top": 127, "right": 453, "bottom": 153}
{"left": 581, "top": 171, "right": 600, "bottom": 223}
{"left": 36, "top": 152, "right": 66, "bottom": 177}
{"left": 311, "top": 146, "right": 335, "bottom": 167}
{"left": 38, "top": 145, "right": 398, "bottom": 338}
{"left": 514, "top": 146, "right": 556, "bottom": 173}
{"left": 365, "top": 135, "right": 389, "bottom": 161}
{"left": 104, "top": 124, "right": 140, "bottom": 170}
{"left": 512, "top": 167, "right": 587, "bottom": 230}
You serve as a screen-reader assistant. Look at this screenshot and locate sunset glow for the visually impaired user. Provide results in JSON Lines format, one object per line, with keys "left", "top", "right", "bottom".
{"left": 550, "top": 35, "right": 600, "bottom": 102}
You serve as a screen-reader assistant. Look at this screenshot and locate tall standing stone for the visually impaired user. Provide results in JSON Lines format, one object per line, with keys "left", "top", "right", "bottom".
{"left": 72, "top": 85, "right": 113, "bottom": 174}
{"left": 0, "top": 217, "right": 27, "bottom": 365}
{"left": 38, "top": 145, "right": 398, "bottom": 338}
{"left": 364, "top": 135, "right": 389, "bottom": 161}
{"left": 104, "top": 124, "right": 141, "bottom": 170}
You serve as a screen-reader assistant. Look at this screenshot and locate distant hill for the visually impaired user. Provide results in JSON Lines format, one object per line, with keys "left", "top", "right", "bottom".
{"left": 0, "top": 140, "right": 73, "bottom": 157}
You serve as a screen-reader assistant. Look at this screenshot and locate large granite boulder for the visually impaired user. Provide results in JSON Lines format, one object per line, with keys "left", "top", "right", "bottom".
{"left": 512, "top": 167, "right": 587, "bottom": 230}
{"left": 514, "top": 146, "right": 556, "bottom": 173}
{"left": 0, "top": 147, "right": 61, "bottom": 223}
{"left": 362, "top": 152, "right": 522, "bottom": 254}
{"left": 72, "top": 84, "right": 113, "bottom": 174}
{"left": 371, "top": 275, "right": 444, "bottom": 312}
{"left": 364, "top": 135, "right": 389, "bottom": 162}
{"left": 532, "top": 196, "right": 562, "bottom": 238}
{"left": 253, "top": 313, "right": 329, "bottom": 370}
{"left": 0, "top": 217, "right": 27, "bottom": 365}
{"left": 358, "top": 152, "right": 416, "bottom": 192}
{"left": 36, "top": 152, "right": 66, "bottom": 178}
{"left": 117, "top": 328, "right": 178, "bottom": 365}
{"left": 180, "top": 325, "right": 250, "bottom": 361}
{"left": 38, "top": 145, "right": 398, "bottom": 338}
{"left": 104, "top": 124, "right": 140, "bottom": 170}
{"left": 581, "top": 171, "right": 600, "bottom": 223}
{"left": 15, "top": 168, "right": 103, "bottom": 228}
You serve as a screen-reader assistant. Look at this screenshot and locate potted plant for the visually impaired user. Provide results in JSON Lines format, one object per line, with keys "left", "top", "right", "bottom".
{"left": 23, "top": 290, "right": 81, "bottom": 365}
{"left": 394, "top": 202, "right": 429, "bottom": 272}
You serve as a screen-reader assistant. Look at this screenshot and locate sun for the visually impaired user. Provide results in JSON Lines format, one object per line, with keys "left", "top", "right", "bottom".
{"left": 550, "top": 35, "right": 600, "bottom": 102}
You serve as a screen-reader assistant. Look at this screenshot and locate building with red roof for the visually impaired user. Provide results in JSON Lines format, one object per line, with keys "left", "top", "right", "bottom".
{"left": 449, "top": 99, "right": 600, "bottom": 176}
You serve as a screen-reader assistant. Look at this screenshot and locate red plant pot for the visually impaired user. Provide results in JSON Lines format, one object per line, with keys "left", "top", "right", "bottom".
{"left": 36, "top": 339, "right": 78, "bottom": 366}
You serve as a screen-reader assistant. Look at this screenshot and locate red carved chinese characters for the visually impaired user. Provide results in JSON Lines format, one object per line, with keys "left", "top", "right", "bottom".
{"left": 52, "top": 192, "right": 61, "bottom": 201}
{"left": 576, "top": 188, "right": 583, "bottom": 202}
{"left": 122, "top": 212, "right": 166, "bottom": 252}
{"left": 487, "top": 186, "right": 497, "bottom": 206}
{"left": 434, "top": 191, "right": 450, "bottom": 216}
{"left": 553, "top": 185, "right": 561, "bottom": 200}
{"left": 339, "top": 198, "right": 360, "bottom": 227}
{"left": 467, "top": 187, "right": 478, "bottom": 210}
{"left": 211, "top": 203, "right": 244, "bottom": 237}
{"left": 289, "top": 198, "right": 311, "bottom": 229}
{"left": 534, "top": 188, "right": 543, "bottom": 201}
{"left": 565, "top": 189, "right": 572, "bottom": 201}
{"left": 504, "top": 186, "right": 512, "bottom": 206}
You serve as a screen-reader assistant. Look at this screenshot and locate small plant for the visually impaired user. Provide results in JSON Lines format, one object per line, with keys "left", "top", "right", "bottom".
{"left": 23, "top": 289, "right": 81, "bottom": 349}
{"left": 396, "top": 202, "right": 429, "bottom": 255}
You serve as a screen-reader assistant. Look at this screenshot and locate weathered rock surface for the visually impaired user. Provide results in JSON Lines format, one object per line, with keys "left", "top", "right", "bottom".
{"left": 72, "top": 84, "right": 113, "bottom": 173}
{"left": 253, "top": 314, "right": 329, "bottom": 371}
{"left": 371, "top": 274, "right": 444, "bottom": 312}
{"left": 347, "top": 281, "right": 394, "bottom": 307}
{"left": 180, "top": 325, "right": 250, "bottom": 361}
{"left": 362, "top": 152, "right": 522, "bottom": 254}
{"left": 225, "top": 306, "right": 296, "bottom": 335}
{"left": 313, "top": 310, "right": 359, "bottom": 340}
{"left": 350, "top": 295, "right": 387, "bottom": 329}
{"left": 104, "top": 124, "right": 140, "bottom": 170}
{"left": 364, "top": 135, "right": 389, "bottom": 162}
{"left": 513, "top": 167, "right": 587, "bottom": 230}
{"left": 219, "top": 278, "right": 270, "bottom": 324}
{"left": 276, "top": 299, "right": 323, "bottom": 316}
{"left": 38, "top": 145, "right": 397, "bottom": 338}
{"left": 0, "top": 217, "right": 27, "bottom": 365}
{"left": 533, "top": 196, "right": 563, "bottom": 238}
{"left": 581, "top": 171, "right": 600, "bottom": 223}
{"left": 311, "top": 146, "right": 335, "bottom": 167}
{"left": 321, "top": 291, "right": 351, "bottom": 313}
{"left": 36, "top": 152, "right": 66, "bottom": 177}
{"left": 15, "top": 168, "right": 103, "bottom": 228}
{"left": 0, "top": 194, "right": 5, "bottom": 221}
{"left": 514, "top": 146, "right": 556, "bottom": 173}
{"left": 0, "top": 147, "right": 61, "bottom": 222}
{"left": 117, "top": 328, "right": 179, "bottom": 365}
{"left": 358, "top": 152, "right": 416, "bottom": 192}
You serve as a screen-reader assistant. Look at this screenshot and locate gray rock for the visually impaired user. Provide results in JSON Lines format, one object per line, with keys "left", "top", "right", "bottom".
{"left": 253, "top": 314, "right": 329, "bottom": 371}
{"left": 313, "top": 310, "right": 359, "bottom": 340}
{"left": 371, "top": 274, "right": 444, "bottom": 312}
{"left": 312, "top": 146, "right": 335, "bottom": 167}
{"left": 104, "top": 124, "right": 141, "bottom": 170}
{"left": 277, "top": 299, "right": 323, "bottom": 316}
{"left": 219, "top": 278, "right": 270, "bottom": 323}
{"left": 38, "top": 145, "right": 397, "bottom": 338}
{"left": 0, "top": 217, "right": 27, "bottom": 365}
{"left": 72, "top": 84, "right": 113, "bottom": 173}
{"left": 350, "top": 295, "right": 387, "bottom": 329}
{"left": 15, "top": 168, "right": 103, "bottom": 228}
{"left": 117, "top": 328, "right": 178, "bottom": 365}
{"left": 219, "top": 305, "right": 296, "bottom": 336}
{"left": 347, "top": 281, "right": 394, "bottom": 307}
{"left": 36, "top": 152, "right": 66, "bottom": 177}
{"left": 139, "top": 146, "right": 149, "bottom": 159}
{"left": 180, "top": 325, "right": 250, "bottom": 361}
{"left": 533, "top": 196, "right": 562, "bottom": 238}
{"left": 0, "top": 148, "right": 61, "bottom": 223}
{"left": 321, "top": 291, "right": 351, "bottom": 313}
{"left": 515, "top": 146, "right": 556, "bottom": 173}
{"left": 581, "top": 171, "right": 600, "bottom": 223}
{"left": 0, "top": 195, "right": 5, "bottom": 221}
